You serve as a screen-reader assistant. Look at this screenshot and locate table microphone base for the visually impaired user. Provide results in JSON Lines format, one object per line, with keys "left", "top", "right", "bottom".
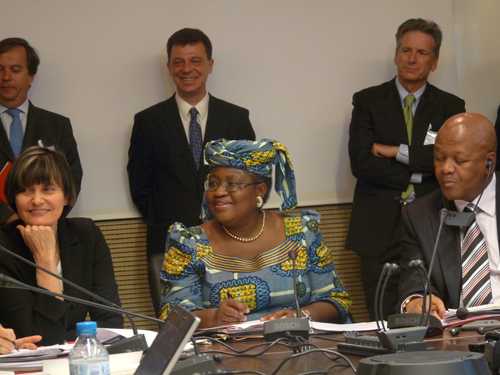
{"left": 263, "top": 317, "right": 310, "bottom": 341}
{"left": 357, "top": 350, "right": 489, "bottom": 375}
{"left": 107, "top": 334, "right": 148, "bottom": 354}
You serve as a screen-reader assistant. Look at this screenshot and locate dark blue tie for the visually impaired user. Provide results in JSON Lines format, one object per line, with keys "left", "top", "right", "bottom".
{"left": 189, "top": 107, "right": 202, "bottom": 169}
{"left": 6, "top": 108, "right": 23, "bottom": 157}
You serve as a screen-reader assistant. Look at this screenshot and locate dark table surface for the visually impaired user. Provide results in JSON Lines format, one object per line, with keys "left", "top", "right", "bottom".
{"left": 197, "top": 330, "right": 488, "bottom": 374}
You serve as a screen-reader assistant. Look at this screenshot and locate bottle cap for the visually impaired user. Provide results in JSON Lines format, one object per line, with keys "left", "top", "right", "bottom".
{"left": 76, "top": 321, "right": 97, "bottom": 336}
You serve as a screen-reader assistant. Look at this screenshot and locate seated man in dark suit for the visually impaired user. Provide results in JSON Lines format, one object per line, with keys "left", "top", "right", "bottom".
{"left": 347, "top": 18, "right": 465, "bottom": 319}
{"left": 0, "top": 38, "right": 82, "bottom": 223}
{"left": 127, "top": 28, "right": 255, "bottom": 314}
{"left": 399, "top": 113, "right": 498, "bottom": 318}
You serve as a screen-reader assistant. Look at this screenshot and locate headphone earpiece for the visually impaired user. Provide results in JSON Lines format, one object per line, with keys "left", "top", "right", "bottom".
{"left": 486, "top": 159, "right": 493, "bottom": 171}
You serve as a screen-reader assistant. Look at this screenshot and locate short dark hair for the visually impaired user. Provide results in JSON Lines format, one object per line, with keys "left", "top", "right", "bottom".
{"left": 0, "top": 38, "right": 40, "bottom": 75}
{"left": 166, "top": 28, "right": 213, "bottom": 62}
{"left": 395, "top": 18, "right": 442, "bottom": 58}
{"left": 6, "top": 146, "right": 76, "bottom": 214}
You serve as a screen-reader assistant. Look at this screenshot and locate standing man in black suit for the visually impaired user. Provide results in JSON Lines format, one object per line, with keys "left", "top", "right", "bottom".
{"left": 127, "top": 28, "right": 255, "bottom": 313}
{"left": 0, "top": 38, "right": 82, "bottom": 223}
{"left": 400, "top": 113, "right": 498, "bottom": 317}
{"left": 347, "top": 19, "right": 465, "bottom": 319}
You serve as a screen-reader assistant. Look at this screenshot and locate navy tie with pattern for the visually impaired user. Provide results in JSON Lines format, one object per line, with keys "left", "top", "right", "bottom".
{"left": 6, "top": 108, "right": 23, "bottom": 157}
{"left": 189, "top": 107, "right": 202, "bottom": 169}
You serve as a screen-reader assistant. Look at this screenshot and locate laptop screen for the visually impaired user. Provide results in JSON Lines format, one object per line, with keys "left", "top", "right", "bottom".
{"left": 134, "top": 306, "right": 200, "bottom": 375}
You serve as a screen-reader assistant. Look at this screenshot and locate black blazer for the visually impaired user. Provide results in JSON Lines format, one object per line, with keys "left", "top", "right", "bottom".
{"left": 0, "top": 218, "right": 123, "bottom": 345}
{"left": 127, "top": 94, "right": 255, "bottom": 227}
{"left": 347, "top": 79, "right": 465, "bottom": 258}
{"left": 398, "top": 175, "right": 500, "bottom": 308}
{"left": 0, "top": 103, "right": 83, "bottom": 221}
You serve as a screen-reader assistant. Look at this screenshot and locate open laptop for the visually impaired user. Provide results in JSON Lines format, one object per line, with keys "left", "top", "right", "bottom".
{"left": 134, "top": 305, "right": 200, "bottom": 375}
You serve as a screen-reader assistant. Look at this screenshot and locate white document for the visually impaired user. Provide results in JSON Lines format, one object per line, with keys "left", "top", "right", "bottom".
{"left": 310, "top": 321, "right": 382, "bottom": 332}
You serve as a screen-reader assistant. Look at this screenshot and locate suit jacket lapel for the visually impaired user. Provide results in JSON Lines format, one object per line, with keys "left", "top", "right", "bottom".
{"left": 387, "top": 79, "right": 408, "bottom": 143}
{"left": 0, "top": 117, "right": 14, "bottom": 161}
{"left": 204, "top": 95, "right": 225, "bottom": 144}
{"left": 23, "top": 102, "right": 40, "bottom": 150}
{"left": 165, "top": 96, "right": 199, "bottom": 188}
{"left": 412, "top": 84, "right": 435, "bottom": 146}
{"left": 436, "top": 198, "right": 461, "bottom": 306}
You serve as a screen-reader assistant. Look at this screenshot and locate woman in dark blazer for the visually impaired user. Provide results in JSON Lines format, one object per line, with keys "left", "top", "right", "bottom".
{"left": 0, "top": 146, "right": 122, "bottom": 345}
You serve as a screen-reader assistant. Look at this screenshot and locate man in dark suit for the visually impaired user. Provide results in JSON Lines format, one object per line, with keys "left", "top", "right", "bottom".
{"left": 127, "top": 28, "right": 255, "bottom": 313}
{"left": 347, "top": 19, "right": 465, "bottom": 319}
{"left": 399, "top": 113, "right": 498, "bottom": 317}
{"left": 0, "top": 38, "right": 82, "bottom": 223}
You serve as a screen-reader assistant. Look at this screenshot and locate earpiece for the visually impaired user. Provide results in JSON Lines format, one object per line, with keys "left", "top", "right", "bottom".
{"left": 486, "top": 159, "right": 493, "bottom": 172}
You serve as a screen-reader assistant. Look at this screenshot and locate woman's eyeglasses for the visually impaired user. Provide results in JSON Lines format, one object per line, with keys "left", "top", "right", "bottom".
{"left": 204, "top": 179, "right": 261, "bottom": 192}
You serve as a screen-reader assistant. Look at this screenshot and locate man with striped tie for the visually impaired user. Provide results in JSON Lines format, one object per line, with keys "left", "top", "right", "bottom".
{"left": 399, "top": 113, "right": 498, "bottom": 318}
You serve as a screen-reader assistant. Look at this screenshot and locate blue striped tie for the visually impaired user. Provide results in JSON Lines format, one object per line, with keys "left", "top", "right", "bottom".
{"left": 6, "top": 108, "right": 23, "bottom": 157}
{"left": 189, "top": 107, "right": 202, "bottom": 169}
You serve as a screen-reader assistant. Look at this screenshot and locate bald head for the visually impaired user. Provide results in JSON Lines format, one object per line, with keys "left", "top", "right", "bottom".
{"left": 437, "top": 112, "right": 496, "bottom": 154}
{"left": 434, "top": 112, "right": 496, "bottom": 202}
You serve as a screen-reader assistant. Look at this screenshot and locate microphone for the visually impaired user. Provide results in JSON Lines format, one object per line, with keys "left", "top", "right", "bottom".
{"left": 289, "top": 249, "right": 303, "bottom": 318}
{"left": 262, "top": 249, "right": 310, "bottom": 342}
{"left": 0, "top": 237, "right": 155, "bottom": 353}
{"left": 0, "top": 272, "right": 164, "bottom": 353}
{"left": 456, "top": 306, "right": 500, "bottom": 320}
{"left": 422, "top": 208, "right": 449, "bottom": 325}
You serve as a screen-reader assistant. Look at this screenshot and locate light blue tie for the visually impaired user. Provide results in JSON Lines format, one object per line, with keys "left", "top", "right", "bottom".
{"left": 6, "top": 108, "right": 23, "bottom": 157}
{"left": 189, "top": 107, "right": 202, "bottom": 169}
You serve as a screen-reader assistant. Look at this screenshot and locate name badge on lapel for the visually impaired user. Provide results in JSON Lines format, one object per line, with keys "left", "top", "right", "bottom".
{"left": 423, "top": 124, "right": 437, "bottom": 145}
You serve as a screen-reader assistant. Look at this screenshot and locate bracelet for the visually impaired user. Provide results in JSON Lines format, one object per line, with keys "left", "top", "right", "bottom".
{"left": 400, "top": 294, "right": 423, "bottom": 313}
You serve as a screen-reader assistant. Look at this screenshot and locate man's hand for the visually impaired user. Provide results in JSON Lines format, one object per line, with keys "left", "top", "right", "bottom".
{"left": 371, "top": 143, "right": 399, "bottom": 159}
{"left": 405, "top": 294, "right": 446, "bottom": 319}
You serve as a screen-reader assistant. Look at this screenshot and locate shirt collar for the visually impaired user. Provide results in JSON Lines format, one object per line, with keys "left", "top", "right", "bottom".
{"left": 175, "top": 93, "right": 209, "bottom": 122}
{"left": 0, "top": 99, "right": 29, "bottom": 115}
{"left": 395, "top": 78, "right": 426, "bottom": 103}
{"left": 455, "top": 174, "right": 496, "bottom": 217}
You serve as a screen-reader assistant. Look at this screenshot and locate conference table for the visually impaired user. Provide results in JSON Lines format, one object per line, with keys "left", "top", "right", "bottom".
{"left": 195, "top": 330, "right": 487, "bottom": 374}
{"left": 37, "top": 329, "right": 488, "bottom": 374}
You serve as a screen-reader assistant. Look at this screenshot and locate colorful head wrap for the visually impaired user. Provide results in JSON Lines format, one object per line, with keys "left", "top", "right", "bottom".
{"left": 202, "top": 138, "right": 297, "bottom": 219}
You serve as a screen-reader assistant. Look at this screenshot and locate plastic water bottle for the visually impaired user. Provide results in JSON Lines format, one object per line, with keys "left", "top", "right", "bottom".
{"left": 69, "top": 321, "right": 110, "bottom": 375}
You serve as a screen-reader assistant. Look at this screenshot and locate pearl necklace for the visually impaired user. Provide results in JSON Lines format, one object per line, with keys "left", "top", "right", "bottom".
{"left": 222, "top": 211, "right": 266, "bottom": 243}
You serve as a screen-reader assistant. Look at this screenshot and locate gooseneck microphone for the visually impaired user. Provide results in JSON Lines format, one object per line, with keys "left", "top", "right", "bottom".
{"left": 422, "top": 208, "right": 449, "bottom": 325}
{"left": 289, "top": 249, "right": 303, "bottom": 318}
{"left": 262, "top": 248, "right": 310, "bottom": 341}
{"left": 0, "top": 241, "right": 151, "bottom": 353}
{"left": 0, "top": 272, "right": 163, "bottom": 353}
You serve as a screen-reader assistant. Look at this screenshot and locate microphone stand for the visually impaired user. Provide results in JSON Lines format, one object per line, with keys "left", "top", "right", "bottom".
{"left": 0, "top": 273, "right": 164, "bottom": 353}
{"left": 0, "top": 241, "right": 151, "bottom": 353}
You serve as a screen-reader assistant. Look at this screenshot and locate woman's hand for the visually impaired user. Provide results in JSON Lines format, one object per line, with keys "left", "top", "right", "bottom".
{"left": 213, "top": 298, "right": 249, "bottom": 325}
{"left": 0, "top": 325, "right": 42, "bottom": 354}
{"left": 17, "top": 225, "right": 62, "bottom": 295}
{"left": 0, "top": 326, "right": 16, "bottom": 354}
{"left": 17, "top": 225, "right": 58, "bottom": 269}
{"left": 405, "top": 294, "right": 446, "bottom": 319}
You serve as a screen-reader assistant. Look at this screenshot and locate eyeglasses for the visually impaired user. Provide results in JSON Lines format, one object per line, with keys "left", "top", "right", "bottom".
{"left": 204, "top": 179, "right": 261, "bottom": 193}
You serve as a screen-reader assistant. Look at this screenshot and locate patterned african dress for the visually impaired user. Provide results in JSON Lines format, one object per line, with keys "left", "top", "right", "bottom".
{"left": 159, "top": 210, "right": 351, "bottom": 322}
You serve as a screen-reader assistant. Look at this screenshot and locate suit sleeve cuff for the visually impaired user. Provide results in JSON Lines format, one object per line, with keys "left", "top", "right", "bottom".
{"left": 410, "top": 173, "right": 423, "bottom": 184}
{"left": 396, "top": 144, "right": 409, "bottom": 165}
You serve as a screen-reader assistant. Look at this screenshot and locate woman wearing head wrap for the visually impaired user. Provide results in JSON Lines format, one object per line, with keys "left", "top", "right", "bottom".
{"left": 160, "top": 139, "right": 350, "bottom": 328}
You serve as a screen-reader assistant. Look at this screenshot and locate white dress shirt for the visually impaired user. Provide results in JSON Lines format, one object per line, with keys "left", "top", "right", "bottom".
{"left": 455, "top": 174, "right": 500, "bottom": 304}
{"left": 175, "top": 93, "right": 209, "bottom": 142}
